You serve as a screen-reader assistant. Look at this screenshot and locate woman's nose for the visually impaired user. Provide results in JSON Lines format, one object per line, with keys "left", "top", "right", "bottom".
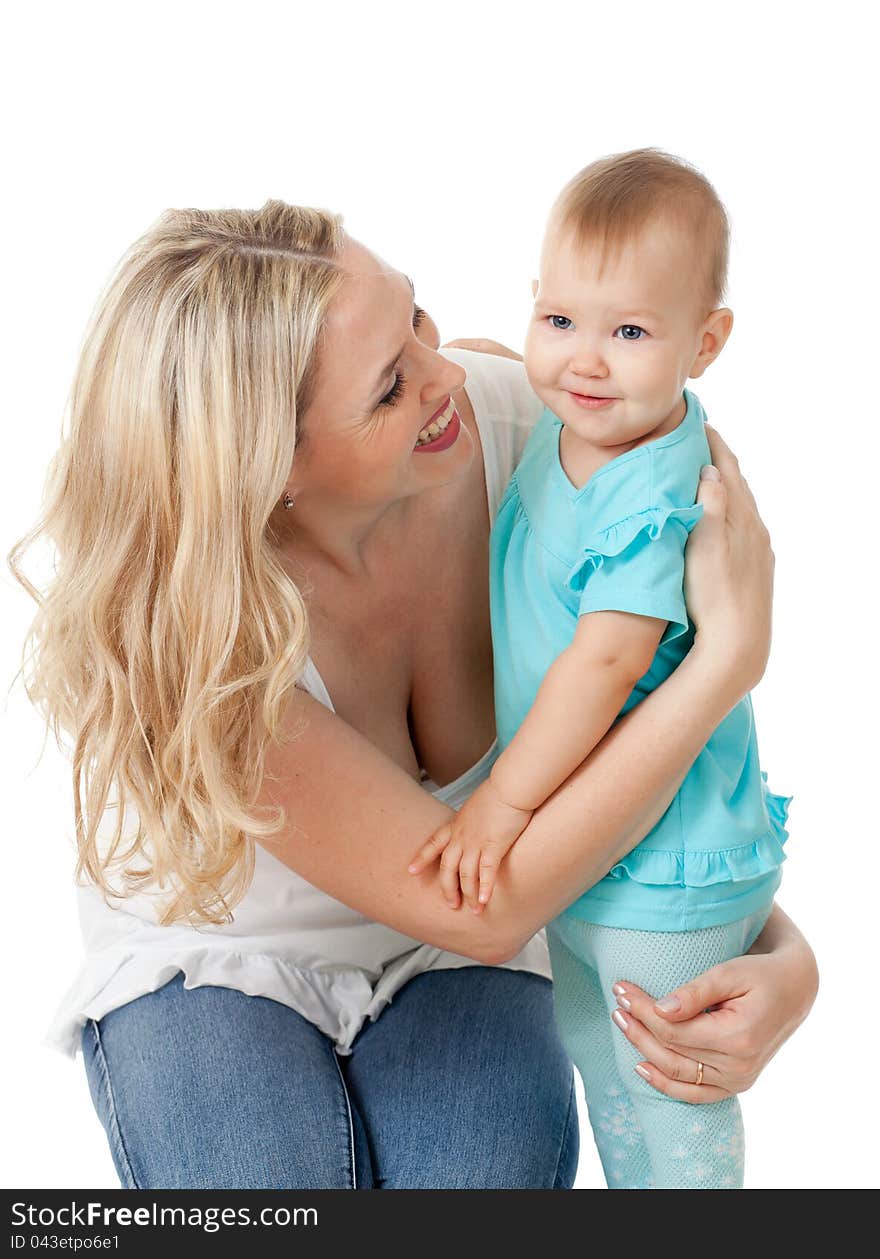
{"left": 422, "top": 348, "right": 466, "bottom": 401}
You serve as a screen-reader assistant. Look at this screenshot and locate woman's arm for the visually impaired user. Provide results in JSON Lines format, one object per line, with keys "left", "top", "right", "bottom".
{"left": 408, "top": 610, "right": 666, "bottom": 912}
{"left": 607, "top": 904, "right": 818, "bottom": 1102}
{"left": 256, "top": 428, "right": 771, "bottom": 964}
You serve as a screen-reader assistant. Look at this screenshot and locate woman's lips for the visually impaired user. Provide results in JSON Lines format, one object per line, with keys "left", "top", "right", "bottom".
{"left": 414, "top": 396, "right": 461, "bottom": 452}
{"left": 413, "top": 408, "right": 461, "bottom": 452}
{"left": 568, "top": 392, "right": 618, "bottom": 410}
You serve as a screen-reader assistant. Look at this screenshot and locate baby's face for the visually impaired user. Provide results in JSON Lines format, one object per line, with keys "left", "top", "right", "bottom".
{"left": 525, "top": 218, "right": 719, "bottom": 447}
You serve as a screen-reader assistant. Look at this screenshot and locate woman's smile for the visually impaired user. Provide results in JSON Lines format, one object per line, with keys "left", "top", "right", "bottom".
{"left": 414, "top": 396, "right": 461, "bottom": 450}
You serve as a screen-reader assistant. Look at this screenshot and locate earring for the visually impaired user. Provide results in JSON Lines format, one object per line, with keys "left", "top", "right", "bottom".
{"left": 282, "top": 493, "right": 295, "bottom": 510}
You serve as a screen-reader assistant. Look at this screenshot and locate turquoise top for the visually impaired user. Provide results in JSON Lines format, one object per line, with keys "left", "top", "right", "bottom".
{"left": 489, "top": 389, "right": 791, "bottom": 931}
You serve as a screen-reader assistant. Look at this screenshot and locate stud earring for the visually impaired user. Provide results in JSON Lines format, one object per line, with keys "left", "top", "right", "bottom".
{"left": 282, "top": 493, "right": 295, "bottom": 510}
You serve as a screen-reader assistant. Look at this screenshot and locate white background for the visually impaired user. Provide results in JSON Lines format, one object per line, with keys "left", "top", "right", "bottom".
{"left": 2, "top": 0, "right": 877, "bottom": 1189}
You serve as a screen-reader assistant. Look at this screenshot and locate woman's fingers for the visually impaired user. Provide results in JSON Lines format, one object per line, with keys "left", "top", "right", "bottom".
{"left": 610, "top": 975, "right": 767, "bottom": 1096}
{"left": 684, "top": 425, "right": 775, "bottom": 693}
{"left": 611, "top": 978, "right": 741, "bottom": 1056}
{"left": 704, "top": 425, "right": 770, "bottom": 538}
{"left": 628, "top": 1061, "right": 732, "bottom": 1104}
{"left": 611, "top": 981, "right": 702, "bottom": 1047}
{"left": 441, "top": 337, "right": 522, "bottom": 361}
{"left": 609, "top": 1008, "right": 732, "bottom": 1103}
{"left": 609, "top": 995, "right": 717, "bottom": 1064}
{"left": 617, "top": 966, "right": 748, "bottom": 1025}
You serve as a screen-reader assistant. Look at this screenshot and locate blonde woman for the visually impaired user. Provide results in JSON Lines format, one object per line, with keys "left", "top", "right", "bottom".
{"left": 9, "top": 203, "right": 817, "bottom": 1190}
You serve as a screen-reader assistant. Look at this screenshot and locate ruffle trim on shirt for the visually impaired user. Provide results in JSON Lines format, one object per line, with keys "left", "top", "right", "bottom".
{"left": 565, "top": 504, "right": 704, "bottom": 592}
{"left": 43, "top": 947, "right": 377, "bottom": 1060}
{"left": 604, "top": 776, "right": 792, "bottom": 890}
{"left": 45, "top": 935, "right": 556, "bottom": 1061}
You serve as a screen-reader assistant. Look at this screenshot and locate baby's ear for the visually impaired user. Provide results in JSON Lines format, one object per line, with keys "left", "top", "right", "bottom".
{"left": 689, "top": 307, "right": 734, "bottom": 379}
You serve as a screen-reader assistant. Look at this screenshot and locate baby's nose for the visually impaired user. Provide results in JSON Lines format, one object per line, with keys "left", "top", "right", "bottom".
{"left": 569, "top": 348, "right": 609, "bottom": 377}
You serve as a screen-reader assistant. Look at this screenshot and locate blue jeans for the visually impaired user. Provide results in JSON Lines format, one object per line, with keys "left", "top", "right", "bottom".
{"left": 82, "top": 966, "right": 579, "bottom": 1189}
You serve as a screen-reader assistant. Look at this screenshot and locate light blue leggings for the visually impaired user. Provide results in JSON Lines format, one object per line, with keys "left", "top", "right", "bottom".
{"left": 546, "top": 904, "right": 772, "bottom": 1190}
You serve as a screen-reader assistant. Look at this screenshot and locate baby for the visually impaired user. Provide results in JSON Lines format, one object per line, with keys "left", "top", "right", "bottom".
{"left": 408, "top": 149, "right": 791, "bottom": 1189}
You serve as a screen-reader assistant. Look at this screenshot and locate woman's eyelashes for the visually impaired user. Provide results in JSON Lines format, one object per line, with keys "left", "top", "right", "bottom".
{"left": 378, "top": 371, "right": 407, "bottom": 408}
{"left": 376, "top": 307, "right": 428, "bottom": 410}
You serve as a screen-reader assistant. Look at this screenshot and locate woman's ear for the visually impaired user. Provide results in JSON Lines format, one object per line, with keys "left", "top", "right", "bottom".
{"left": 689, "top": 308, "right": 734, "bottom": 379}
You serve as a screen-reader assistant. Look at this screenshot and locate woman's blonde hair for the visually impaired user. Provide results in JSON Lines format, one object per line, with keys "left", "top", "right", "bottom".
{"left": 7, "top": 200, "right": 346, "bottom": 925}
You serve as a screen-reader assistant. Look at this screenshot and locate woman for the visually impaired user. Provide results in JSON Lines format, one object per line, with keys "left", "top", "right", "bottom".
{"left": 10, "top": 202, "right": 817, "bottom": 1190}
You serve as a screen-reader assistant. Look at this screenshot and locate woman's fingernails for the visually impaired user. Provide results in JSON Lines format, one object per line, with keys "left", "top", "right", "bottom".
{"left": 612, "top": 1009, "right": 629, "bottom": 1032}
{"left": 700, "top": 464, "right": 721, "bottom": 481}
{"left": 612, "top": 983, "right": 627, "bottom": 996}
{"left": 634, "top": 1065, "right": 652, "bottom": 1081}
{"left": 616, "top": 995, "right": 632, "bottom": 1011}
{"left": 407, "top": 864, "right": 418, "bottom": 873}
{"left": 655, "top": 995, "right": 682, "bottom": 1013}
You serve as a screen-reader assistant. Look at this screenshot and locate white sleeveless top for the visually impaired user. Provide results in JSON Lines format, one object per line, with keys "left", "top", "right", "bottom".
{"left": 45, "top": 348, "right": 550, "bottom": 1059}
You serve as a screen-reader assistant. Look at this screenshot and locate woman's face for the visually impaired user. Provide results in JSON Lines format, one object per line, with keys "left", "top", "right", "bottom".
{"left": 289, "top": 234, "right": 473, "bottom": 513}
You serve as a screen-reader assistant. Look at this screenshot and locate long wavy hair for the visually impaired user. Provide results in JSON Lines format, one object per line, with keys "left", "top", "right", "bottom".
{"left": 6, "top": 201, "right": 346, "bottom": 925}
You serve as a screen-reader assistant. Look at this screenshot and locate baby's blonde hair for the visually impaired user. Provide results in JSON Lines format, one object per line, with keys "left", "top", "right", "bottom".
{"left": 7, "top": 201, "right": 346, "bottom": 926}
{"left": 550, "top": 147, "right": 730, "bottom": 313}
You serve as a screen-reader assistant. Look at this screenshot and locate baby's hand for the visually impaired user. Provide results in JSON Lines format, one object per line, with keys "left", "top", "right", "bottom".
{"left": 407, "top": 778, "right": 533, "bottom": 912}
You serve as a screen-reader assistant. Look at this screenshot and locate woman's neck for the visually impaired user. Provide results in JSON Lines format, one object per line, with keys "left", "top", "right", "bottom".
{"left": 272, "top": 491, "right": 415, "bottom": 583}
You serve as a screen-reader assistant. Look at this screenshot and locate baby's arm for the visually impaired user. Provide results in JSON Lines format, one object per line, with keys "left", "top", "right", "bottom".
{"left": 490, "top": 610, "right": 666, "bottom": 810}
{"left": 410, "top": 610, "right": 666, "bottom": 910}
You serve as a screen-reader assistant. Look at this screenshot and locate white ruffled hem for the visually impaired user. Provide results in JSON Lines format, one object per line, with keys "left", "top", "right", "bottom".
{"left": 44, "top": 935, "right": 552, "bottom": 1060}
{"left": 45, "top": 948, "right": 378, "bottom": 1059}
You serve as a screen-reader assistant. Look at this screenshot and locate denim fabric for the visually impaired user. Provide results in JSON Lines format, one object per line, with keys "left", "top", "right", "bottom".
{"left": 82, "top": 966, "right": 578, "bottom": 1189}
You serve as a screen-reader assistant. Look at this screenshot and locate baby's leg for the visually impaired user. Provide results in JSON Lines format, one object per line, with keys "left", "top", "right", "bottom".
{"left": 573, "top": 907, "right": 771, "bottom": 1190}
{"left": 546, "top": 919, "right": 654, "bottom": 1189}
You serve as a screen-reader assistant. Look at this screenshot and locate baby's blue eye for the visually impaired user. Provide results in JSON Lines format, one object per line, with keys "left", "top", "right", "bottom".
{"left": 615, "top": 324, "right": 647, "bottom": 341}
{"left": 549, "top": 315, "right": 572, "bottom": 330}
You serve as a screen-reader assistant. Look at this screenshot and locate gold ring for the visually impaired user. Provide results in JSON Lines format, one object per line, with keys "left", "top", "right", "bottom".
{"left": 695, "top": 1061, "right": 704, "bottom": 1086}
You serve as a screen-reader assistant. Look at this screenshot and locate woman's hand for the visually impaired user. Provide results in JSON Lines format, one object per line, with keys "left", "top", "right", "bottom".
{"left": 441, "top": 337, "right": 523, "bottom": 361}
{"left": 684, "top": 426, "right": 775, "bottom": 701}
{"left": 609, "top": 905, "right": 818, "bottom": 1102}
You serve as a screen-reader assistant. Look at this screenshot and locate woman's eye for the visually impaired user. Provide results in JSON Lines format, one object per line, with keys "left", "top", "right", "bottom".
{"left": 376, "top": 308, "right": 428, "bottom": 409}
{"left": 549, "top": 315, "right": 573, "bottom": 330}
{"left": 615, "top": 324, "right": 647, "bottom": 341}
{"left": 379, "top": 371, "right": 407, "bottom": 409}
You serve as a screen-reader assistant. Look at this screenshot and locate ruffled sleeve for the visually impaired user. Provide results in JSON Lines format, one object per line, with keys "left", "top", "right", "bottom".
{"left": 566, "top": 503, "right": 703, "bottom": 642}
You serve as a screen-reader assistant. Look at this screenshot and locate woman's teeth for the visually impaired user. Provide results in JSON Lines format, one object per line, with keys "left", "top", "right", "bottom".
{"left": 416, "top": 397, "right": 456, "bottom": 446}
